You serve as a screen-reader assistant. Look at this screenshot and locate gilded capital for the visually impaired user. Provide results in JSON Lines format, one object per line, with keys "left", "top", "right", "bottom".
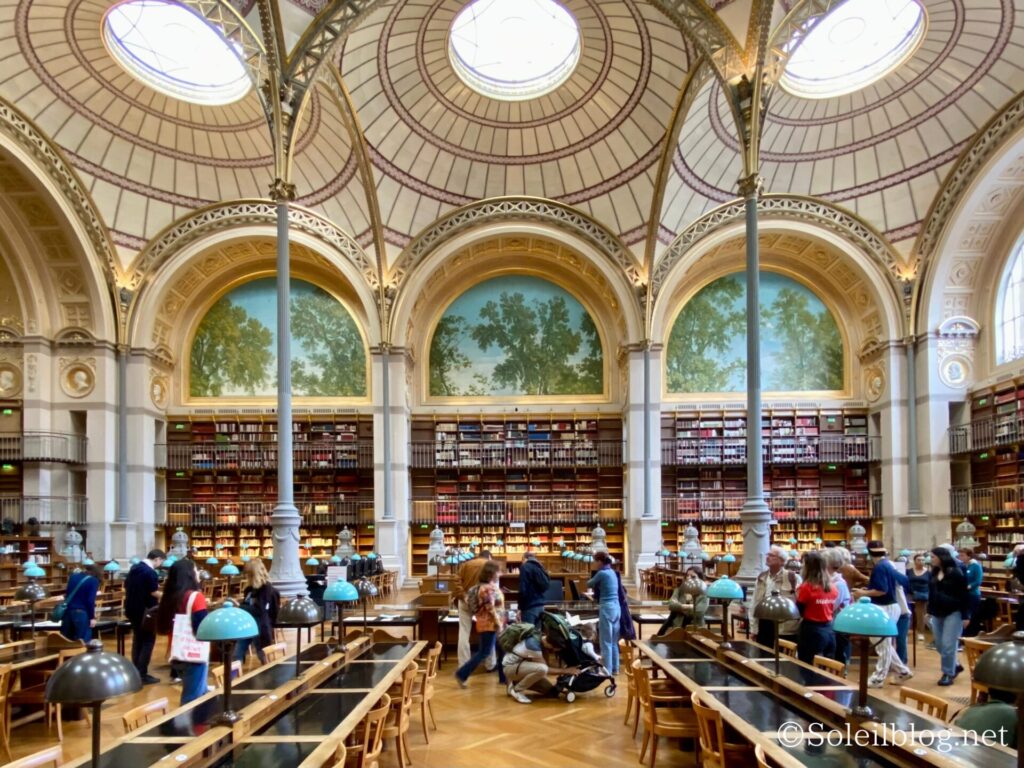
{"left": 268, "top": 178, "right": 297, "bottom": 202}
{"left": 737, "top": 174, "right": 763, "bottom": 199}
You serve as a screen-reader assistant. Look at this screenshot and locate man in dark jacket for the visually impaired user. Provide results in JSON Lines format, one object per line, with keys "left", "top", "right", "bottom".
{"left": 124, "top": 548, "right": 165, "bottom": 685}
{"left": 519, "top": 552, "right": 551, "bottom": 625}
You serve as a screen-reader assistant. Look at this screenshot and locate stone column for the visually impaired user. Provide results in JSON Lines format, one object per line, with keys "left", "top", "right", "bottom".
{"left": 115, "top": 350, "right": 161, "bottom": 560}
{"left": 625, "top": 343, "right": 662, "bottom": 576}
{"left": 372, "top": 346, "right": 410, "bottom": 582}
{"left": 866, "top": 342, "right": 912, "bottom": 550}
{"left": 19, "top": 339, "right": 54, "bottom": 506}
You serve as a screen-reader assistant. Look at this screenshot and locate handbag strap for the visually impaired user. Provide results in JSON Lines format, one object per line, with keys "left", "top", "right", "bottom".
{"left": 184, "top": 590, "right": 199, "bottom": 618}
{"left": 62, "top": 575, "right": 90, "bottom": 606}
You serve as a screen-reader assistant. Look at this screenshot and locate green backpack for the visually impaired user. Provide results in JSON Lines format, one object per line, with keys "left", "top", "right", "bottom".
{"left": 498, "top": 622, "right": 538, "bottom": 653}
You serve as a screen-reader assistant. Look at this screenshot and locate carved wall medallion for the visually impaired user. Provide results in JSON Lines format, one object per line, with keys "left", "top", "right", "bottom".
{"left": 939, "top": 354, "right": 971, "bottom": 389}
{"left": 150, "top": 372, "right": 169, "bottom": 410}
{"left": 0, "top": 362, "right": 21, "bottom": 397}
{"left": 60, "top": 360, "right": 95, "bottom": 398}
{"left": 864, "top": 363, "right": 886, "bottom": 403}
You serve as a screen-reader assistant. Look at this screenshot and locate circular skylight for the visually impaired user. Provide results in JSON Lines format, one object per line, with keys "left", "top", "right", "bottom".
{"left": 103, "top": 0, "right": 251, "bottom": 106}
{"left": 449, "top": 0, "right": 581, "bottom": 101}
{"left": 780, "top": 0, "right": 925, "bottom": 99}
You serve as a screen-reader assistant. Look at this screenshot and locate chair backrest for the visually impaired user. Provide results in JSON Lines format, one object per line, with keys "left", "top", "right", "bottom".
{"left": 45, "top": 633, "right": 84, "bottom": 652}
{"left": 778, "top": 639, "right": 798, "bottom": 658}
{"left": 693, "top": 692, "right": 728, "bottom": 763}
{"left": 395, "top": 661, "right": 418, "bottom": 720}
{"left": 211, "top": 660, "right": 243, "bottom": 687}
{"left": 652, "top": 627, "right": 687, "bottom": 643}
{"left": 421, "top": 642, "right": 441, "bottom": 684}
{"left": 6, "top": 745, "right": 62, "bottom": 768}
{"left": 263, "top": 642, "right": 287, "bottom": 663}
{"left": 632, "top": 659, "right": 659, "bottom": 724}
{"left": 899, "top": 687, "right": 949, "bottom": 720}
{"left": 754, "top": 743, "right": 771, "bottom": 768}
{"left": 372, "top": 629, "right": 405, "bottom": 644}
{"left": 963, "top": 638, "right": 994, "bottom": 676}
{"left": 328, "top": 743, "right": 346, "bottom": 768}
{"left": 812, "top": 655, "right": 846, "bottom": 678}
{"left": 122, "top": 696, "right": 169, "bottom": 733}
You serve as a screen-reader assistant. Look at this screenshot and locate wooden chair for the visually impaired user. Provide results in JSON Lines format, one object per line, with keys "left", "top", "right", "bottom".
{"left": 620, "top": 641, "right": 681, "bottom": 737}
{"left": 344, "top": 693, "right": 390, "bottom": 768}
{"left": 963, "top": 638, "right": 994, "bottom": 703}
{"left": 633, "top": 659, "right": 699, "bottom": 768}
{"left": 262, "top": 642, "right": 287, "bottom": 664}
{"left": 382, "top": 661, "right": 418, "bottom": 768}
{"left": 328, "top": 744, "right": 346, "bottom": 768}
{"left": 0, "top": 663, "right": 13, "bottom": 762}
{"left": 5, "top": 745, "right": 62, "bottom": 768}
{"left": 47, "top": 647, "right": 88, "bottom": 742}
{"left": 899, "top": 687, "right": 949, "bottom": 720}
{"left": 778, "top": 639, "right": 798, "bottom": 658}
{"left": 411, "top": 642, "right": 441, "bottom": 742}
{"left": 650, "top": 626, "right": 687, "bottom": 643}
{"left": 692, "top": 692, "right": 754, "bottom": 768}
{"left": 372, "top": 629, "right": 407, "bottom": 644}
{"left": 754, "top": 743, "right": 772, "bottom": 768}
{"left": 211, "top": 660, "right": 242, "bottom": 688}
{"left": 122, "top": 697, "right": 169, "bottom": 733}
{"left": 813, "top": 655, "right": 847, "bottom": 678}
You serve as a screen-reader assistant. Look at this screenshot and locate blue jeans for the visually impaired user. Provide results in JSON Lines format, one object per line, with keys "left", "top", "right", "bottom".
{"left": 930, "top": 612, "right": 962, "bottom": 677}
{"left": 233, "top": 637, "right": 266, "bottom": 665}
{"left": 599, "top": 602, "right": 621, "bottom": 674}
{"left": 456, "top": 631, "right": 496, "bottom": 683}
{"left": 896, "top": 613, "right": 910, "bottom": 665}
{"left": 797, "top": 620, "right": 835, "bottom": 665}
{"left": 180, "top": 661, "right": 209, "bottom": 705}
{"left": 60, "top": 608, "right": 91, "bottom": 643}
{"left": 521, "top": 604, "right": 544, "bottom": 626}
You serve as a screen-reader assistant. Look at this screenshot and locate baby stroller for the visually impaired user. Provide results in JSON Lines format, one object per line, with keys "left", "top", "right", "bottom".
{"left": 537, "top": 611, "right": 617, "bottom": 702}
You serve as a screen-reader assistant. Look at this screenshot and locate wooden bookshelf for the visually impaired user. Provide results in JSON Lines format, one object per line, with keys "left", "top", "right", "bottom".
{"left": 0, "top": 403, "right": 21, "bottom": 503}
{"left": 179, "top": 522, "right": 377, "bottom": 562}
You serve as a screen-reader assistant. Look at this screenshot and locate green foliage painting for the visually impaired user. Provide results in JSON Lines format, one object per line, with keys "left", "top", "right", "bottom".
{"left": 666, "top": 272, "right": 843, "bottom": 393}
{"left": 429, "top": 276, "right": 603, "bottom": 396}
{"left": 190, "top": 278, "right": 366, "bottom": 398}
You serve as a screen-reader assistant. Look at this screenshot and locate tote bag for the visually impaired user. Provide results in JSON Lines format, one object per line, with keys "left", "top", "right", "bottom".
{"left": 170, "top": 591, "right": 210, "bottom": 663}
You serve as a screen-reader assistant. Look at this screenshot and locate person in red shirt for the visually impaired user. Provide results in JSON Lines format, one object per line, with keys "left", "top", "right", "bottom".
{"left": 795, "top": 551, "right": 836, "bottom": 665}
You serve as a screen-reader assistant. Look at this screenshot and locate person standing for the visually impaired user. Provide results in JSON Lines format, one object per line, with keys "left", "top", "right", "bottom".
{"left": 795, "top": 552, "right": 835, "bottom": 664}
{"left": 908, "top": 552, "right": 930, "bottom": 644}
{"left": 157, "top": 560, "right": 210, "bottom": 705}
{"left": 235, "top": 559, "right": 279, "bottom": 665}
{"left": 822, "top": 548, "right": 851, "bottom": 665}
{"left": 960, "top": 548, "right": 985, "bottom": 637}
{"left": 855, "top": 541, "right": 913, "bottom": 688}
{"left": 750, "top": 546, "right": 801, "bottom": 648}
{"left": 587, "top": 551, "right": 621, "bottom": 676}
{"left": 518, "top": 552, "right": 550, "bottom": 625}
{"left": 927, "top": 546, "right": 970, "bottom": 686}
{"left": 125, "top": 549, "right": 165, "bottom": 685}
{"left": 60, "top": 563, "right": 101, "bottom": 642}
{"left": 455, "top": 561, "right": 504, "bottom": 687}
{"left": 837, "top": 547, "right": 869, "bottom": 590}
{"left": 452, "top": 550, "right": 493, "bottom": 670}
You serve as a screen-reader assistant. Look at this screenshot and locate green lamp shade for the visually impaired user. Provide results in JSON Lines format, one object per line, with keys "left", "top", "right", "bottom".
{"left": 241, "top": 556, "right": 251, "bottom": 563}
{"left": 104, "top": 561, "right": 120, "bottom": 573}
{"left": 789, "top": 549, "right": 799, "bottom": 558}
{"left": 495, "top": 539, "right": 504, "bottom": 546}
{"left": 789, "top": 537, "right": 798, "bottom": 544}
{"left": 721, "top": 554, "right": 736, "bottom": 563}
{"left": 306, "top": 557, "right": 320, "bottom": 567}
{"left": 21, "top": 561, "right": 35, "bottom": 570}
{"left": 899, "top": 549, "right": 912, "bottom": 558}
{"left": 367, "top": 552, "right": 378, "bottom": 560}
{"left": 974, "top": 632, "right": 1024, "bottom": 691}
{"left": 657, "top": 549, "right": 670, "bottom": 556}
{"left": 561, "top": 551, "right": 572, "bottom": 558}
{"left": 814, "top": 538, "right": 823, "bottom": 545}
{"left": 45, "top": 640, "right": 141, "bottom": 705}
{"left": 220, "top": 563, "right": 240, "bottom": 576}
{"left": 583, "top": 555, "right": 593, "bottom": 563}
{"left": 706, "top": 577, "right": 744, "bottom": 600}
{"left": 833, "top": 597, "right": 897, "bottom": 636}
{"left": 83, "top": 558, "right": 95, "bottom": 566}
{"left": 1006, "top": 556, "right": 1016, "bottom": 568}
{"left": 350, "top": 554, "right": 362, "bottom": 561}
{"left": 196, "top": 601, "right": 258, "bottom": 642}
{"left": 324, "top": 579, "right": 359, "bottom": 602}
{"left": 206, "top": 557, "right": 219, "bottom": 565}
{"left": 130, "top": 557, "right": 141, "bottom": 565}
{"left": 330, "top": 555, "right": 342, "bottom": 564}
{"left": 24, "top": 565, "right": 46, "bottom": 579}
{"left": 163, "top": 556, "right": 176, "bottom": 566}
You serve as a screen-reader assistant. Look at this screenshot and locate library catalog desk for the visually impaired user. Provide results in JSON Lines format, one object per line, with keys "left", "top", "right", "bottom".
{"left": 637, "top": 634, "right": 1017, "bottom": 768}
{"left": 63, "top": 636, "right": 425, "bottom": 768}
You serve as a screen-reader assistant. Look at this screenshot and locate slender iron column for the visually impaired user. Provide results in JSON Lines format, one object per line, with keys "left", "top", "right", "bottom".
{"left": 906, "top": 337, "right": 920, "bottom": 515}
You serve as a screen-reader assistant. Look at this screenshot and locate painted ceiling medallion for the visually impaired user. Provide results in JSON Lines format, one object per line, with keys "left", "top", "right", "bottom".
{"left": 448, "top": 0, "right": 581, "bottom": 101}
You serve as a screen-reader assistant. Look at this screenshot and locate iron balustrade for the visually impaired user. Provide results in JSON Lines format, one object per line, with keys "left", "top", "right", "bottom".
{"left": 661, "top": 435, "right": 879, "bottom": 465}
{"left": 948, "top": 484, "right": 1024, "bottom": 518}
{"left": 659, "top": 491, "right": 877, "bottom": 523}
{"left": 408, "top": 496, "right": 624, "bottom": 525}
{"left": 408, "top": 439, "right": 624, "bottom": 469}
{"left": 0, "top": 433, "right": 87, "bottom": 463}
{"left": 156, "top": 440, "right": 374, "bottom": 471}
{"left": 0, "top": 495, "right": 87, "bottom": 526}
{"left": 947, "top": 417, "right": 1020, "bottom": 455}
{"left": 156, "top": 498, "right": 371, "bottom": 528}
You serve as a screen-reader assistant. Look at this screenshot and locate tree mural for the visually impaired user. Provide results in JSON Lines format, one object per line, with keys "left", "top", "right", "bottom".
{"left": 190, "top": 278, "right": 366, "bottom": 398}
{"left": 428, "top": 275, "right": 603, "bottom": 397}
{"left": 666, "top": 272, "right": 843, "bottom": 393}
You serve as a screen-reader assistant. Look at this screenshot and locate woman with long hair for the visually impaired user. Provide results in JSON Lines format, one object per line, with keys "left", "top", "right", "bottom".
{"left": 455, "top": 560, "right": 504, "bottom": 687}
{"left": 927, "top": 546, "right": 970, "bottom": 686}
{"left": 157, "top": 559, "right": 209, "bottom": 704}
{"left": 235, "top": 558, "right": 280, "bottom": 665}
{"left": 587, "top": 551, "right": 621, "bottom": 675}
{"left": 795, "top": 551, "right": 835, "bottom": 664}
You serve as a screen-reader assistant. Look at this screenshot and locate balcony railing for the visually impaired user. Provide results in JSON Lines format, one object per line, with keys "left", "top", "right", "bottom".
{"left": 948, "top": 417, "right": 1024, "bottom": 455}
{"left": 0, "top": 433, "right": 87, "bottom": 464}
{"left": 660, "top": 491, "right": 877, "bottom": 523}
{"left": 0, "top": 495, "right": 87, "bottom": 526}
{"left": 660, "top": 435, "right": 879, "bottom": 466}
{"left": 156, "top": 441, "right": 374, "bottom": 472}
{"left": 409, "top": 440, "right": 624, "bottom": 469}
{"left": 409, "top": 496, "right": 624, "bottom": 525}
{"left": 948, "top": 483, "right": 1024, "bottom": 517}
{"left": 157, "top": 498, "right": 374, "bottom": 527}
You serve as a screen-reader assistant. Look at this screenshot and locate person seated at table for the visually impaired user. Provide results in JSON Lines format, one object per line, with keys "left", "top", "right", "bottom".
{"left": 60, "top": 562, "right": 102, "bottom": 643}
{"left": 658, "top": 567, "right": 708, "bottom": 635}
{"left": 955, "top": 688, "right": 1018, "bottom": 747}
{"left": 795, "top": 551, "right": 835, "bottom": 665}
{"left": 502, "top": 629, "right": 578, "bottom": 704}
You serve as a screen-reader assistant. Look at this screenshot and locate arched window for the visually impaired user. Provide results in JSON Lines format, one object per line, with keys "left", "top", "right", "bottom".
{"left": 997, "top": 236, "right": 1024, "bottom": 364}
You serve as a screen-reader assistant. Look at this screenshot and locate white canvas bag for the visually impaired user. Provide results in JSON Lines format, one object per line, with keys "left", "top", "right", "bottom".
{"left": 170, "top": 591, "right": 210, "bottom": 663}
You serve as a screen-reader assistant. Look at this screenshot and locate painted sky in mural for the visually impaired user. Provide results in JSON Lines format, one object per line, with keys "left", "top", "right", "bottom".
{"left": 190, "top": 278, "right": 365, "bottom": 397}
{"left": 429, "top": 275, "right": 603, "bottom": 396}
{"left": 666, "top": 272, "right": 843, "bottom": 393}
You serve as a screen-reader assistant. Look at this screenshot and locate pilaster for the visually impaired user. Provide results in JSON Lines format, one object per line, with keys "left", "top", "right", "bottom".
{"left": 373, "top": 346, "right": 410, "bottom": 582}
{"left": 625, "top": 344, "right": 661, "bottom": 575}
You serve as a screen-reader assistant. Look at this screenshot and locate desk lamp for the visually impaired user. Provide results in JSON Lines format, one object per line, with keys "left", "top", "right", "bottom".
{"left": 15, "top": 564, "right": 47, "bottom": 637}
{"left": 330, "top": 555, "right": 342, "bottom": 565}
{"left": 277, "top": 593, "right": 323, "bottom": 677}
{"left": 196, "top": 599, "right": 257, "bottom": 724}
{"left": 45, "top": 640, "right": 140, "bottom": 768}
{"left": 206, "top": 556, "right": 219, "bottom": 566}
{"left": 356, "top": 577, "right": 379, "bottom": 636}
{"left": 83, "top": 557, "right": 95, "bottom": 566}
{"left": 306, "top": 557, "right": 320, "bottom": 569}
{"left": 720, "top": 553, "right": 736, "bottom": 578}
{"left": 706, "top": 576, "right": 744, "bottom": 650}
{"left": 103, "top": 560, "right": 120, "bottom": 581}
{"left": 974, "top": 631, "right": 1024, "bottom": 768}
{"left": 833, "top": 597, "right": 897, "bottom": 718}
{"left": 324, "top": 578, "right": 359, "bottom": 651}
{"left": 754, "top": 590, "right": 800, "bottom": 676}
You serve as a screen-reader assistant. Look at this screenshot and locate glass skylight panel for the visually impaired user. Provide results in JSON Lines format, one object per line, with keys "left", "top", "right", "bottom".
{"left": 103, "top": 0, "right": 251, "bottom": 106}
{"left": 780, "top": 0, "right": 925, "bottom": 99}
{"left": 449, "top": 0, "right": 581, "bottom": 101}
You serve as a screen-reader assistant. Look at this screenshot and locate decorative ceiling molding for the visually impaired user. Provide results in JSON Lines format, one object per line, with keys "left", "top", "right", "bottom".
{"left": 654, "top": 194, "right": 905, "bottom": 303}
{"left": 764, "top": 0, "right": 843, "bottom": 85}
{"left": 647, "top": 0, "right": 744, "bottom": 81}
{"left": 390, "top": 197, "right": 642, "bottom": 295}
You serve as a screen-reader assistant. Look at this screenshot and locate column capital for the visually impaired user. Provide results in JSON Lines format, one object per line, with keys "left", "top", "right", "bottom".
{"left": 737, "top": 173, "right": 763, "bottom": 200}
{"left": 268, "top": 178, "right": 297, "bottom": 202}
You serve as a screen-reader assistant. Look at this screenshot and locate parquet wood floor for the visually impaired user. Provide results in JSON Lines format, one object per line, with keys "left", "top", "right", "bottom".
{"left": 2, "top": 592, "right": 974, "bottom": 768}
